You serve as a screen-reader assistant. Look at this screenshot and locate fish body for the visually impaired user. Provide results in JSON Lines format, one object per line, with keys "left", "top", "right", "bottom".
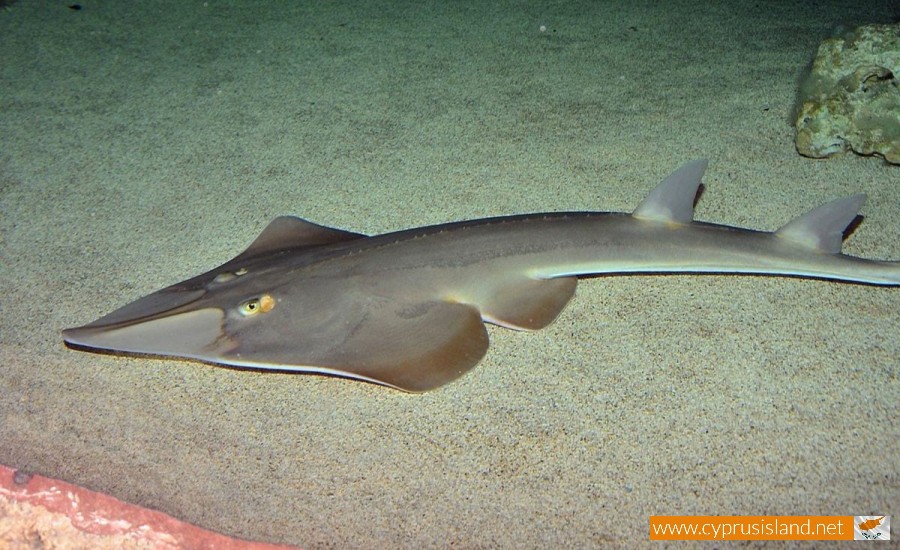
{"left": 62, "top": 160, "right": 899, "bottom": 391}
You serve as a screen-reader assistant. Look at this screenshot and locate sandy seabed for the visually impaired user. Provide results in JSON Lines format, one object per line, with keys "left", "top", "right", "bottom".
{"left": 1, "top": 1, "right": 897, "bottom": 547}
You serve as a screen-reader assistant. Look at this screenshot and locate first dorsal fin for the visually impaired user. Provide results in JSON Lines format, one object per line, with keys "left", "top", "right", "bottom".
{"left": 774, "top": 194, "right": 866, "bottom": 253}
{"left": 238, "top": 216, "right": 367, "bottom": 260}
{"left": 632, "top": 159, "right": 708, "bottom": 224}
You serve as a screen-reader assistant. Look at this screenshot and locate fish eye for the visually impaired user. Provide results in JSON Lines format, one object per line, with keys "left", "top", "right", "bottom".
{"left": 238, "top": 294, "right": 275, "bottom": 316}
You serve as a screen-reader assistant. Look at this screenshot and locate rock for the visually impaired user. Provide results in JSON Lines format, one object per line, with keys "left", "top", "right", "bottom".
{"left": 794, "top": 23, "right": 900, "bottom": 165}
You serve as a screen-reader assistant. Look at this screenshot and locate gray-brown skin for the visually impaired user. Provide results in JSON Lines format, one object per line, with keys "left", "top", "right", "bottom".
{"left": 62, "top": 160, "right": 900, "bottom": 392}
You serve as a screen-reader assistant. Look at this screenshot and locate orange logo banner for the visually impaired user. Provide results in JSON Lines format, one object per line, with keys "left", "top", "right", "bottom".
{"left": 649, "top": 516, "right": 855, "bottom": 540}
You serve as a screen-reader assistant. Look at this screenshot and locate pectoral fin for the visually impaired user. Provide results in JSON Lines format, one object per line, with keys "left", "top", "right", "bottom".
{"left": 221, "top": 299, "right": 490, "bottom": 392}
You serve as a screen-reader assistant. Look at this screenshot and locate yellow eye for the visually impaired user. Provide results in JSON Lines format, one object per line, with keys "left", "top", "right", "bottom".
{"left": 238, "top": 294, "right": 275, "bottom": 316}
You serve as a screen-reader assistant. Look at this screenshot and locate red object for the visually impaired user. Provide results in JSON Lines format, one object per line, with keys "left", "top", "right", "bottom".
{"left": 0, "top": 464, "right": 299, "bottom": 549}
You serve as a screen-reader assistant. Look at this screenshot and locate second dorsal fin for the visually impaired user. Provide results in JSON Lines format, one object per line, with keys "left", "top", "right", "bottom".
{"left": 774, "top": 194, "right": 866, "bottom": 253}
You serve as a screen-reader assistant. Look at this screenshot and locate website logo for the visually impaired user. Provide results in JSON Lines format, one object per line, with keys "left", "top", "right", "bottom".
{"left": 854, "top": 516, "right": 890, "bottom": 541}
